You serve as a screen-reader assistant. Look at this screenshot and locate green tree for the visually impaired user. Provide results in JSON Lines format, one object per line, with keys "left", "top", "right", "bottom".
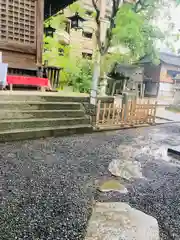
{"left": 43, "top": 35, "right": 77, "bottom": 86}
{"left": 68, "top": 59, "right": 93, "bottom": 93}
{"left": 43, "top": 0, "right": 178, "bottom": 92}
{"left": 43, "top": 2, "right": 93, "bottom": 93}
{"left": 92, "top": 0, "right": 165, "bottom": 64}
{"left": 113, "top": 3, "right": 164, "bottom": 63}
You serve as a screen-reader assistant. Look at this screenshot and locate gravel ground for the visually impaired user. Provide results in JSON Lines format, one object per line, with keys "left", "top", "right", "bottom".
{"left": 1, "top": 123, "right": 180, "bottom": 239}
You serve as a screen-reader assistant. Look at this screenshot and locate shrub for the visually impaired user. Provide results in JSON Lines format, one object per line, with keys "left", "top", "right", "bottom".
{"left": 68, "top": 59, "right": 93, "bottom": 93}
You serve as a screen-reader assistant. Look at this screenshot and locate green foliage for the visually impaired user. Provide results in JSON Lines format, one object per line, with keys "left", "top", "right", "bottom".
{"left": 51, "top": 15, "right": 67, "bottom": 29}
{"left": 69, "top": 2, "right": 86, "bottom": 17}
{"left": 112, "top": 4, "right": 164, "bottom": 64}
{"left": 43, "top": 5, "right": 93, "bottom": 92}
{"left": 101, "top": 52, "right": 131, "bottom": 74}
{"left": 68, "top": 60, "right": 93, "bottom": 93}
{"left": 43, "top": 2, "right": 93, "bottom": 93}
{"left": 44, "top": 0, "right": 174, "bottom": 91}
{"left": 43, "top": 33, "right": 92, "bottom": 93}
{"left": 44, "top": 13, "right": 66, "bottom": 29}
{"left": 43, "top": 36, "right": 83, "bottom": 87}
{"left": 113, "top": 4, "right": 144, "bottom": 56}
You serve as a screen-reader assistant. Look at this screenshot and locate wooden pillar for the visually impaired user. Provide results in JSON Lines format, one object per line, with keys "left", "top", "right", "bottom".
{"left": 122, "top": 92, "right": 129, "bottom": 121}
{"left": 123, "top": 79, "right": 127, "bottom": 92}
{"left": 36, "top": 0, "right": 44, "bottom": 66}
{"left": 112, "top": 81, "right": 116, "bottom": 95}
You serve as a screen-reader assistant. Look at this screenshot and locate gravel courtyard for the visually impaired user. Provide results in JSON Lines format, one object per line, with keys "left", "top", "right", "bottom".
{"left": 1, "top": 123, "right": 180, "bottom": 240}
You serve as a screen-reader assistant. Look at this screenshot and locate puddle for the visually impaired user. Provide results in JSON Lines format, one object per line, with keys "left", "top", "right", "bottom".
{"left": 117, "top": 142, "right": 180, "bottom": 167}
{"left": 164, "top": 137, "right": 180, "bottom": 146}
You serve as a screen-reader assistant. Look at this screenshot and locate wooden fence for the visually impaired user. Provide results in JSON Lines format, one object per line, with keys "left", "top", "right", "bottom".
{"left": 96, "top": 99, "right": 157, "bottom": 129}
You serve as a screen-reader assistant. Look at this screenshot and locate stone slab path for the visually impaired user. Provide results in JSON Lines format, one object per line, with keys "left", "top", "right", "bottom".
{"left": 1, "top": 123, "right": 180, "bottom": 239}
{"left": 156, "top": 107, "right": 180, "bottom": 122}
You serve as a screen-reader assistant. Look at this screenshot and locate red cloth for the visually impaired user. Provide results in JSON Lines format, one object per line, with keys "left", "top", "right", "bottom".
{"left": 7, "top": 75, "right": 49, "bottom": 87}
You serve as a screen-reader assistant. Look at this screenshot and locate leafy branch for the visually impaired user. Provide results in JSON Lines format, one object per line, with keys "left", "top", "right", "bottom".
{"left": 134, "top": 0, "right": 154, "bottom": 13}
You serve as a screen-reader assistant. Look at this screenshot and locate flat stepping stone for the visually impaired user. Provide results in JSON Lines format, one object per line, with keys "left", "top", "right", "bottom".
{"left": 108, "top": 159, "right": 143, "bottom": 180}
{"left": 85, "top": 202, "right": 160, "bottom": 240}
{"left": 98, "top": 179, "right": 128, "bottom": 193}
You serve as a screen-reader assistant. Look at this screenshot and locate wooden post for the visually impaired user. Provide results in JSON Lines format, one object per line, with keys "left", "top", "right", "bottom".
{"left": 36, "top": 0, "right": 44, "bottom": 65}
{"left": 107, "top": 103, "right": 112, "bottom": 123}
{"left": 140, "top": 82, "right": 143, "bottom": 98}
{"left": 153, "top": 101, "right": 157, "bottom": 124}
{"left": 102, "top": 103, "right": 107, "bottom": 124}
{"left": 146, "top": 100, "right": 150, "bottom": 123}
{"left": 123, "top": 79, "right": 127, "bottom": 92}
{"left": 122, "top": 92, "right": 129, "bottom": 121}
{"left": 112, "top": 103, "right": 116, "bottom": 124}
{"left": 96, "top": 100, "right": 101, "bottom": 126}
{"left": 112, "top": 81, "right": 116, "bottom": 96}
{"left": 142, "top": 83, "right": 145, "bottom": 98}
{"left": 10, "top": 84, "right": 13, "bottom": 91}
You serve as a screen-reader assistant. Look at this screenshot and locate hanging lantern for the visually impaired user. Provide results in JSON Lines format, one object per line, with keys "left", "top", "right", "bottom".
{"left": 68, "top": 12, "right": 86, "bottom": 30}
{"left": 44, "top": 25, "right": 55, "bottom": 37}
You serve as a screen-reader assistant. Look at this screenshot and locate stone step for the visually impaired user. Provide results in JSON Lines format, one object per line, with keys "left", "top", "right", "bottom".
{"left": 0, "top": 124, "right": 92, "bottom": 142}
{"left": 0, "top": 94, "right": 89, "bottom": 103}
{"left": 0, "top": 110, "right": 85, "bottom": 119}
{"left": 0, "top": 101, "right": 81, "bottom": 110}
{"left": 0, "top": 117, "right": 90, "bottom": 131}
{"left": 0, "top": 93, "right": 114, "bottom": 104}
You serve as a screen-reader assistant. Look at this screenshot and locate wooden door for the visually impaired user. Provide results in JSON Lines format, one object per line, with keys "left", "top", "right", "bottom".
{"left": 0, "top": 0, "right": 44, "bottom": 69}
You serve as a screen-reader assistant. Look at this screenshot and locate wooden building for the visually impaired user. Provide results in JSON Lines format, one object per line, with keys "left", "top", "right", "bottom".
{"left": 140, "top": 52, "right": 180, "bottom": 98}
{"left": 0, "top": 0, "right": 44, "bottom": 70}
{"left": 107, "top": 64, "right": 144, "bottom": 97}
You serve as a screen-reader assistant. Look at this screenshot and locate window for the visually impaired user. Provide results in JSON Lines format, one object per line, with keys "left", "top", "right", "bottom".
{"left": 82, "top": 31, "right": 93, "bottom": 39}
{"left": 0, "top": 0, "right": 36, "bottom": 44}
{"left": 44, "top": 42, "right": 49, "bottom": 52}
{"left": 86, "top": 10, "right": 93, "bottom": 17}
{"left": 58, "top": 48, "right": 64, "bottom": 56}
{"left": 82, "top": 52, "right": 92, "bottom": 59}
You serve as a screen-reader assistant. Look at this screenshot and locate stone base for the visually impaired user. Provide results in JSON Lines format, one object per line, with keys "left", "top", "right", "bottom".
{"left": 86, "top": 202, "right": 159, "bottom": 240}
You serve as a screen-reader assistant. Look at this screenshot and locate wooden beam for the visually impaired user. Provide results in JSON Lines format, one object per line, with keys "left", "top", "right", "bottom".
{"left": 0, "top": 42, "right": 36, "bottom": 54}
{"left": 36, "top": 0, "right": 44, "bottom": 66}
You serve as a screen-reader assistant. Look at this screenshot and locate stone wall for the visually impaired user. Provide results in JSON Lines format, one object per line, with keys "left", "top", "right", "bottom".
{"left": 82, "top": 96, "right": 115, "bottom": 125}
{"left": 159, "top": 82, "right": 174, "bottom": 98}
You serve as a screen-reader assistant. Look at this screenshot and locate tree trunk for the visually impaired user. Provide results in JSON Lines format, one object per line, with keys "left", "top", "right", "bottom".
{"left": 99, "top": 54, "right": 108, "bottom": 96}
{"left": 90, "top": 49, "right": 101, "bottom": 104}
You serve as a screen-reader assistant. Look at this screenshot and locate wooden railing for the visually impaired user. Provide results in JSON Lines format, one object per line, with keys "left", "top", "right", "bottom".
{"left": 43, "top": 66, "right": 63, "bottom": 89}
{"left": 96, "top": 99, "right": 157, "bottom": 129}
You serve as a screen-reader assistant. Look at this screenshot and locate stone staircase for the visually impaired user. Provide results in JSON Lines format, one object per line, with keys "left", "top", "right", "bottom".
{"left": 0, "top": 94, "right": 92, "bottom": 142}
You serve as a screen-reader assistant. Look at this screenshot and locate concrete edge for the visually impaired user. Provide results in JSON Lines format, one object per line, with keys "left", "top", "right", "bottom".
{"left": 92, "top": 121, "right": 180, "bottom": 132}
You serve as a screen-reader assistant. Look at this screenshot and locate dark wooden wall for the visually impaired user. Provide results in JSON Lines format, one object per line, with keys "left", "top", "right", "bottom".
{"left": 0, "top": 0, "right": 44, "bottom": 69}
{"left": 143, "top": 63, "right": 161, "bottom": 97}
{"left": 143, "top": 63, "right": 161, "bottom": 82}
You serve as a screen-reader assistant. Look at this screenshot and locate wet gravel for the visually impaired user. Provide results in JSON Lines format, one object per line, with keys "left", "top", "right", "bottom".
{"left": 1, "top": 123, "right": 180, "bottom": 239}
